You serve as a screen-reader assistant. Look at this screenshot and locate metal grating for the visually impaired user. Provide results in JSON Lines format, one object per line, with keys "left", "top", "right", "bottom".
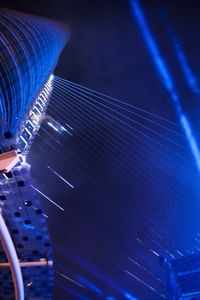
{"left": 0, "top": 163, "right": 53, "bottom": 299}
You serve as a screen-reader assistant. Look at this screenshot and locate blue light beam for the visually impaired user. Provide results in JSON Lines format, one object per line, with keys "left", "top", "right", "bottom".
{"left": 78, "top": 277, "right": 103, "bottom": 296}
{"left": 129, "top": 0, "right": 200, "bottom": 172}
{"left": 174, "top": 42, "right": 200, "bottom": 94}
{"left": 180, "top": 114, "right": 200, "bottom": 170}
{"left": 124, "top": 292, "right": 139, "bottom": 300}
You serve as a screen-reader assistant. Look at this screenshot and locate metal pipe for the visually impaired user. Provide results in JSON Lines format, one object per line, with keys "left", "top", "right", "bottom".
{"left": 0, "top": 208, "right": 24, "bottom": 300}
{"left": 0, "top": 259, "right": 53, "bottom": 268}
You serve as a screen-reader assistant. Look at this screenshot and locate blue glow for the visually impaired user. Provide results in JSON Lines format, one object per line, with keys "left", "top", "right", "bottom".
{"left": 66, "top": 252, "right": 121, "bottom": 292}
{"left": 129, "top": 0, "right": 200, "bottom": 172}
{"left": 129, "top": 0, "right": 181, "bottom": 111}
{"left": 64, "top": 252, "right": 140, "bottom": 298}
{"left": 160, "top": 10, "right": 200, "bottom": 94}
{"left": 106, "top": 297, "right": 116, "bottom": 300}
{"left": 174, "top": 42, "right": 200, "bottom": 94}
{"left": 0, "top": 10, "right": 68, "bottom": 136}
{"left": 180, "top": 114, "right": 200, "bottom": 171}
{"left": 124, "top": 292, "right": 139, "bottom": 300}
{"left": 78, "top": 277, "right": 103, "bottom": 295}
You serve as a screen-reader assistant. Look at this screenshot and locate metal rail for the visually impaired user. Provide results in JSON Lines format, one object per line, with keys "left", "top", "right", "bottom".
{"left": 0, "top": 208, "right": 24, "bottom": 300}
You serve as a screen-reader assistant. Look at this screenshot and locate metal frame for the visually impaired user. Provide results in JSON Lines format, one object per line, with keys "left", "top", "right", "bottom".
{"left": 0, "top": 208, "right": 24, "bottom": 300}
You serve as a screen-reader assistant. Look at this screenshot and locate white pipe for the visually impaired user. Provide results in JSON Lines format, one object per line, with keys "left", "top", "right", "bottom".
{"left": 0, "top": 208, "right": 24, "bottom": 300}
{"left": 0, "top": 259, "right": 53, "bottom": 268}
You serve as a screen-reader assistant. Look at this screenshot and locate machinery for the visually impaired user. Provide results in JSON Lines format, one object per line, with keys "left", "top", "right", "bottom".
{"left": 0, "top": 8, "right": 68, "bottom": 299}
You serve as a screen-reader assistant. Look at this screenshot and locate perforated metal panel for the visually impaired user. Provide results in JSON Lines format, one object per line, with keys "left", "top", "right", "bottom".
{"left": 0, "top": 8, "right": 68, "bottom": 300}
{"left": 0, "top": 164, "right": 54, "bottom": 299}
{"left": 169, "top": 253, "right": 200, "bottom": 299}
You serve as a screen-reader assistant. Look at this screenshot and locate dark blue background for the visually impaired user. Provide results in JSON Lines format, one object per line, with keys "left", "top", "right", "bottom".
{"left": 2, "top": 1, "right": 200, "bottom": 299}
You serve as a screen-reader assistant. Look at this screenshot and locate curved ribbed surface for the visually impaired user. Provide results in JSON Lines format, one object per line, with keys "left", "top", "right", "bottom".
{"left": 0, "top": 8, "right": 68, "bottom": 299}
{"left": 0, "top": 8, "right": 68, "bottom": 136}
